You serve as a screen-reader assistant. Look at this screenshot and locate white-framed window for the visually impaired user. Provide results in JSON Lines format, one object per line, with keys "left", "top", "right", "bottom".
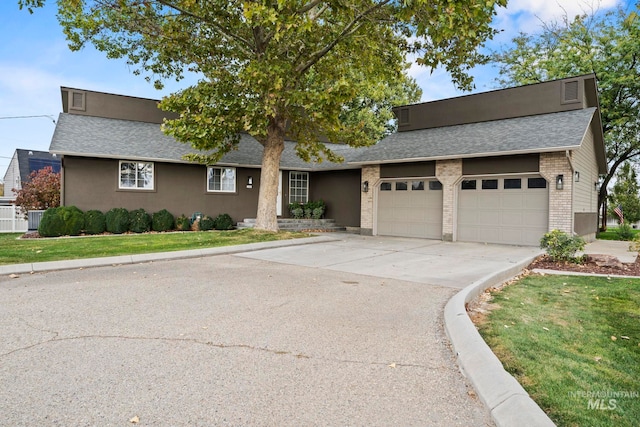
{"left": 208, "top": 166, "right": 236, "bottom": 192}
{"left": 119, "top": 161, "right": 154, "bottom": 190}
{"left": 289, "top": 171, "right": 309, "bottom": 203}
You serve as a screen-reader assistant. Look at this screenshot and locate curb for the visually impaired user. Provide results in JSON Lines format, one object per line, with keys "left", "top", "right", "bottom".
{"left": 0, "top": 234, "right": 342, "bottom": 276}
{"left": 444, "top": 252, "right": 556, "bottom": 427}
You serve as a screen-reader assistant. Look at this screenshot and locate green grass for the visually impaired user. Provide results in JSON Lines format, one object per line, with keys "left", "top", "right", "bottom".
{"left": 478, "top": 274, "right": 640, "bottom": 427}
{"left": 0, "top": 229, "right": 310, "bottom": 265}
{"left": 596, "top": 227, "right": 640, "bottom": 241}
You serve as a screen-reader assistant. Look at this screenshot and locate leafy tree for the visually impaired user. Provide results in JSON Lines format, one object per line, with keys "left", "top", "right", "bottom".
{"left": 608, "top": 162, "right": 640, "bottom": 224}
{"left": 492, "top": 5, "right": 640, "bottom": 229}
{"left": 20, "top": 0, "right": 506, "bottom": 231}
{"left": 13, "top": 166, "right": 61, "bottom": 217}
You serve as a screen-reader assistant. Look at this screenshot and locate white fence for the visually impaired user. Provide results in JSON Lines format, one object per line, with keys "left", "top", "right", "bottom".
{"left": 0, "top": 206, "right": 28, "bottom": 233}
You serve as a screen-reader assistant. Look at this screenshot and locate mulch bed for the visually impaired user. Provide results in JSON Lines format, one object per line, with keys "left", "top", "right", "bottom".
{"left": 528, "top": 254, "right": 640, "bottom": 277}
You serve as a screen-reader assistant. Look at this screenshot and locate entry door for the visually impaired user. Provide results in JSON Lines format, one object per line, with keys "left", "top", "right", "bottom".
{"left": 377, "top": 179, "right": 443, "bottom": 239}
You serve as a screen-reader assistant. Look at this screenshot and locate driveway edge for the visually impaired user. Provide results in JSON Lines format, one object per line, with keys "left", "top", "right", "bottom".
{"left": 0, "top": 234, "right": 342, "bottom": 276}
{"left": 444, "top": 254, "right": 556, "bottom": 427}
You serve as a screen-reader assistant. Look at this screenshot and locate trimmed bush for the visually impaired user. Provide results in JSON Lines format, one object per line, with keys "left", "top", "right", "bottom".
{"left": 540, "top": 229, "right": 586, "bottom": 262}
{"left": 152, "top": 209, "right": 175, "bottom": 232}
{"left": 84, "top": 210, "right": 106, "bottom": 235}
{"left": 214, "top": 213, "right": 234, "bottom": 230}
{"left": 105, "top": 208, "right": 130, "bottom": 234}
{"left": 175, "top": 214, "right": 191, "bottom": 231}
{"left": 199, "top": 215, "right": 215, "bottom": 231}
{"left": 38, "top": 206, "right": 84, "bottom": 237}
{"left": 129, "top": 208, "right": 151, "bottom": 233}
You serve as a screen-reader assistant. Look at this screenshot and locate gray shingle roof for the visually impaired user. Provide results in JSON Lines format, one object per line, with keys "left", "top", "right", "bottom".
{"left": 49, "top": 114, "right": 361, "bottom": 170}
{"left": 350, "top": 107, "right": 597, "bottom": 164}
{"left": 50, "top": 108, "right": 597, "bottom": 168}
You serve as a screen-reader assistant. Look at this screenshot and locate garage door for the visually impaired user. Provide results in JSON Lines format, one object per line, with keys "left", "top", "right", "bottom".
{"left": 457, "top": 176, "right": 548, "bottom": 246}
{"left": 377, "top": 179, "right": 442, "bottom": 239}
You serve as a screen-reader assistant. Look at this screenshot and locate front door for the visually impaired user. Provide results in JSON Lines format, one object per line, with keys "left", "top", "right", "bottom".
{"left": 277, "top": 171, "right": 283, "bottom": 216}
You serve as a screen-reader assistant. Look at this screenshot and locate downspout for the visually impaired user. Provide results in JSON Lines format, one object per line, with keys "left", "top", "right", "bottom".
{"left": 566, "top": 150, "right": 575, "bottom": 234}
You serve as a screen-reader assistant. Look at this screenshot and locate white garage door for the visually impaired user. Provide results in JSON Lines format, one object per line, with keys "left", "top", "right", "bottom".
{"left": 377, "top": 179, "right": 443, "bottom": 239}
{"left": 457, "top": 176, "right": 549, "bottom": 246}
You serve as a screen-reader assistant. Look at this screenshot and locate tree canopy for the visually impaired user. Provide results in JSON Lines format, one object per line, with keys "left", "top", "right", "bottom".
{"left": 492, "top": 4, "right": 640, "bottom": 223}
{"left": 13, "top": 166, "right": 61, "bottom": 217}
{"left": 608, "top": 162, "right": 640, "bottom": 224}
{"left": 20, "top": 0, "right": 507, "bottom": 230}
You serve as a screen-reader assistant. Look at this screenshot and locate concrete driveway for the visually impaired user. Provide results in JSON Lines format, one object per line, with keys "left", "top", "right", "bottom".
{"left": 0, "top": 234, "right": 540, "bottom": 426}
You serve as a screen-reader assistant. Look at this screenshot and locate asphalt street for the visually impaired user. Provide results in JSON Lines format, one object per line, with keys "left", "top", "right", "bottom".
{"left": 0, "top": 236, "right": 543, "bottom": 426}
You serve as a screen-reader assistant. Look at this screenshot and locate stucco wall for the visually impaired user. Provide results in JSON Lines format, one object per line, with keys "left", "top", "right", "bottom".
{"left": 62, "top": 156, "right": 260, "bottom": 223}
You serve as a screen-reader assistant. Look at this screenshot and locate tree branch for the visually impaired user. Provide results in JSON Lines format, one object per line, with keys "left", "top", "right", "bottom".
{"left": 295, "top": 0, "right": 392, "bottom": 75}
{"left": 155, "top": 0, "right": 255, "bottom": 55}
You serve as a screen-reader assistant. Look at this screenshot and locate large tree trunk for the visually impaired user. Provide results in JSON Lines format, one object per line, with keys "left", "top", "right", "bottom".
{"left": 254, "top": 118, "right": 286, "bottom": 231}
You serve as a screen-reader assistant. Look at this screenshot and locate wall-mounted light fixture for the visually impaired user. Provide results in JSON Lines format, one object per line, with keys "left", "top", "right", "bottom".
{"left": 247, "top": 176, "right": 253, "bottom": 188}
{"left": 362, "top": 181, "right": 369, "bottom": 193}
{"left": 594, "top": 181, "right": 599, "bottom": 192}
{"left": 574, "top": 171, "right": 580, "bottom": 182}
{"left": 556, "top": 174, "right": 564, "bottom": 190}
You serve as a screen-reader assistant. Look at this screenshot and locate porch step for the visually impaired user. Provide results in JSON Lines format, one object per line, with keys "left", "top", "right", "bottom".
{"left": 237, "top": 218, "right": 346, "bottom": 232}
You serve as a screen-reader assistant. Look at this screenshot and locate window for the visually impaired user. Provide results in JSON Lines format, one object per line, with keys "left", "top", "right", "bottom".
{"left": 208, "top": 167, "right": 236, "bottom": 192}
{"left": 411, "top": 181, "right": 424, "bottom": 191}
{"left": 504, "top": 178, "right": 522, "bottom": 189}
{"left": 429, "top": 181, "right": 443, "bottom": 190}
{"left": 380, "top": 182, "right": 392, "bottom": 191}
{"left": 396, "top": 182, "right": 408, "bottom": 191}
{"left": 119, "top": 161, "right": 154, "bottom": 190}
{"left": 528, "top": 177, "right": 547, "bottom": 189}
{"left": 482, "top": 179, "right": 498, "bottom": 190}
{"left": 289, "top": 171, "right": 308, "bottom": 203}
{"left": 461, "top": 180, "right": 477, "bottom": 190}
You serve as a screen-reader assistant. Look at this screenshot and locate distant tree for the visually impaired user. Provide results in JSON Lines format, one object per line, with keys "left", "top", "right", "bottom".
{"left": 492, "top": 5, "right": 640, "bottom": 228}
{"left": 608, "top": 162, "right": 640, "bottom": 224}
{"left": 0, "top": 181, "right": 4, "bottom": 197}
{"left": 13, "top": 166, "right": 61, "bottom": 217}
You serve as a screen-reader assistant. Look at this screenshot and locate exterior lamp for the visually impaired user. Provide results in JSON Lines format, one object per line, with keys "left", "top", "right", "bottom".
{"left": 362, "top": 181, "right": 369, "bottom": 193}
{"left": 574, "top": 171, "right": 580, "bottom": 182}
{"left": 556, "top": 175, "right": 564, "bottom": 190}
{"left": 246, "top": 176, "right": 253, "bottom": 188}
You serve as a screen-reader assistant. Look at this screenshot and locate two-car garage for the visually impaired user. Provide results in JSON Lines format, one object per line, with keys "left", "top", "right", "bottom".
{"left": 375, "top": 174, "right": 549, "bottom": 246}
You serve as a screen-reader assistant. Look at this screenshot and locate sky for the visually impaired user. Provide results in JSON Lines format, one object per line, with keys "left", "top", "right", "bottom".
{"left": 0, "top": 0, "right": 630, "bottom": 180}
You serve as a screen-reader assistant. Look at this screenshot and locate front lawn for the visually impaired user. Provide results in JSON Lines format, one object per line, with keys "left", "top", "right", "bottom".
{"left": 0, "top": 229, "right": 309, "bottom": 265}
{"left": 477, "top": 274, "right": 640, "bottom": 427}
{"left": 597, "top": 227, "right": 640, "bottom": 241}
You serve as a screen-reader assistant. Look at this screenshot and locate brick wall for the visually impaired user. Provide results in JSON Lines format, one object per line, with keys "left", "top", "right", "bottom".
{"left": 360, "top": 165, "right": 380, "bottom": 235}
{"left": 540, "top": 152, "right": 573, "bottom": 233}
{"left": 435, "top": 159, "right": 462, "bottom": 241}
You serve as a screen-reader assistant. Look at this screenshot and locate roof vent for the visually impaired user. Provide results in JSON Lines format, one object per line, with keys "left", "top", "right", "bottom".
{"left": 562, "top": 80, "right": 579, "bottom": 103}
{"left": 28, "top": 151, "right": 33, "bottom": 155}
{"left": 398, "top": 108, "right": 410, "bottom": 125}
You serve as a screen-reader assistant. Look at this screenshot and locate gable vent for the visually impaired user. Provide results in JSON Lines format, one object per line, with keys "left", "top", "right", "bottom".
{"left": 398, "top": 108, "right": 410, "bottom": 125}
{"left": 563, "top": 80, "right": 579, "bottom": 103}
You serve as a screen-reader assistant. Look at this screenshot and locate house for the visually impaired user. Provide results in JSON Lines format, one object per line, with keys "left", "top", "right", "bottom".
{"left": 2, "top": 149, "right": 61, "bottom": 198}
{"left": 49, "top": 74, "right": 606, "bottom": 246}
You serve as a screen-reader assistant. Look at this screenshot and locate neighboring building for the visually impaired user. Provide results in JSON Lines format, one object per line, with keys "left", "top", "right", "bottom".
{"left": 2, "top": 149, "right": 61, "bottom": 199}
{"left": 49, "top": 75, "right": 606, "bottom": 246}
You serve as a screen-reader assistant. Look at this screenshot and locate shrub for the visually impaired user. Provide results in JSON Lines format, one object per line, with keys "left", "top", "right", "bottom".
{"left": 38, "top": 206, "right": 84, "bottom": 237}
{"left": 540, "top": 229, "right": 586, "bottom": 262}
{"left": 175, "top": 214, "right": 191, "bottom": 231}
{"left": 214, "top": 213, "right": 235, "bottom": 230}
{"left": 199, "top": 215, "right": 216, "bottom": 231}
{"left": 615, "top": 223, "right": 635, "bottom": 241}
{"left": 289, "top": 200, "right": 325, "bottom": 219}
{"left": 105, "top": 208, "right": 130, "bottom": 234}
{"left": 152, "top": 209, "right": 175, "bottom": 232}
{"left": 129, "top": 208, "right": 151, "bottom": 233}
{"left": 84, "top": 210, "right": 106, "bottom": 235}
